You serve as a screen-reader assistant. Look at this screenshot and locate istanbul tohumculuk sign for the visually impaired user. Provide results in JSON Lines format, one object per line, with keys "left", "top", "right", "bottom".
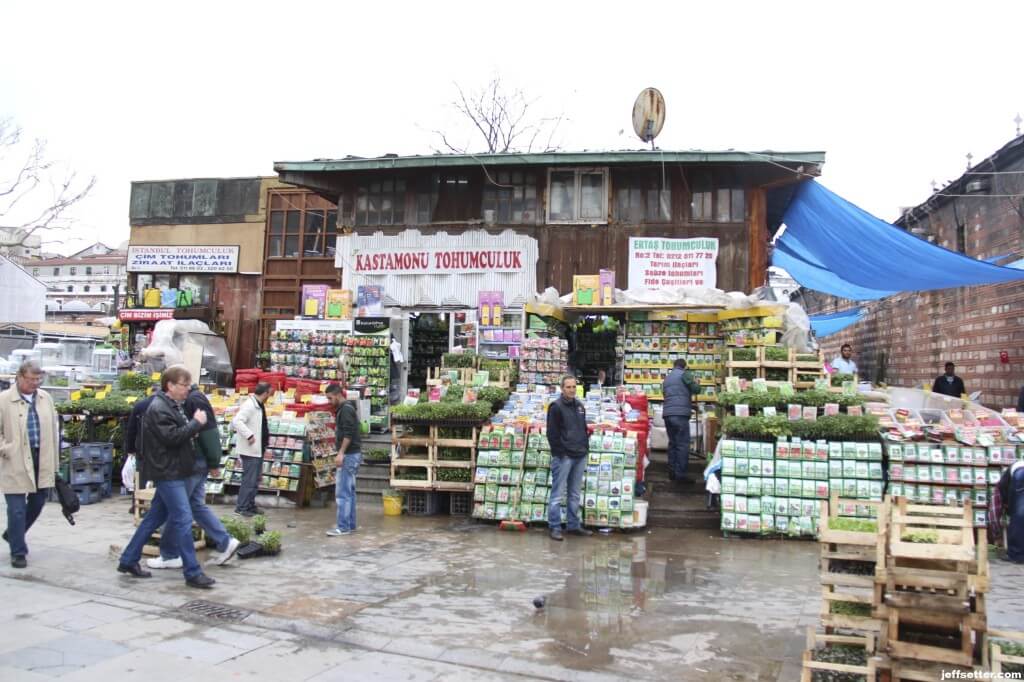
{"left": 627, "top": 237, "right": 719, "bottom": 289}
{"left": 126, "top": 245, "right": 240, "bottom": 273}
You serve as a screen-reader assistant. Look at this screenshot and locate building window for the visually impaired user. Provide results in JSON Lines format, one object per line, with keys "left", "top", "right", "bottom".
{"left": 53, "top": 267, "right": 59, "bottom": 276}
{"left": 482, "top": 171, "right": 538, "bottom": 224}
{"left": 85, "top": 266, "right": 92, "bottom": 275}
{"left": 689, "top": 172, "right": 745, "bottom": 223}
{"left": 84, "top": 285, "right": 90, "bottom": 292}
{"left": 70, "top": 266, "right": 77, "bottom": 275}
{"left": 325, "top": 210, "right": 338, "bottom": 256}
{"left": 100, "top": 285, "right": 107, "bottom": 292}
{"left": 32, "top": 268, "right": 38, "bottom": 276}
{"left": 355, "top": 179, "right": 406, "bottom": 226}
{"left": 66, "top": 285, "right": 73, "bottom": 292}
{"left": 547, "top": 168, "right": 608, "bottom": 224}
{"left": 268, "top": 194, "right": 339, "bottom": 258}
{"left": 268, "top": 210, "right": 301, "bottom": 258}
{"left": 104, "top": 266, "right": 110, "bottom": 274}
{"left": 613, "top": 170, "right": 671, "bottom": 223}
{"left": 303, "top": 210, "right": 325, "bottom": 256}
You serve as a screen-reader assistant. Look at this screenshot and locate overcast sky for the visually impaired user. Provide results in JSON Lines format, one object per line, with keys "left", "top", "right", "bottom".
{"left": 2, "top": 1, "right": 1021, "bottom": 255}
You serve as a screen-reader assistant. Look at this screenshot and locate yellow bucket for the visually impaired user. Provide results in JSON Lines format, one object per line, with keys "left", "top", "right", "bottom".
{"left": 382, "top": 494, "right": 402, "bottom": 516}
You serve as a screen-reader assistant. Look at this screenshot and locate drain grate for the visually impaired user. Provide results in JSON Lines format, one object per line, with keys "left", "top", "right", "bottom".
{"left": 178, "top": 599, "right": 251, "bottom": 623}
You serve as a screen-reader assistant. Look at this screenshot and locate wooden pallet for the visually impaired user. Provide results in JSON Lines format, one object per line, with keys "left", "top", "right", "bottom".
{"left": 888, "top": 498, "right": 976, "bottom": 562}
{"left": 389, "top": 424, "right": 478, "bottom": 491}
{"left": 986, "top": 628, "right": 1024, "bottom": 673}
{"left": 818, "top": 494, "right": 887, "bottom": 548}
{"left": 886, "top": 605, "right": 980, "bottom": 667}
{"left": 800, "top": 628, "right": 882, "bottom": 681}
{"left": 888, "top": 658, "right": 977, "bottom": 681}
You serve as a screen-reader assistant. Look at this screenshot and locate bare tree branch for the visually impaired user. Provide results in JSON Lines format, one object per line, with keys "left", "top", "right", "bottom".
{"left": 0, "top": 117, "right": 95, "bottom": 251}
{"left": 438, "top": 77, "right": 564, "bottom": 161}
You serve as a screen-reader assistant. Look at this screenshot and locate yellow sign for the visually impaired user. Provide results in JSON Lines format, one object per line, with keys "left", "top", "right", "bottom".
{"left": 71, "top": 391, "right": 82, "bottom": 401}
{"left": 147, "top": 387, "right": 154, "bottom": 395}
{"left": 125, "top": 396, "right": 138, "bottom": 404}
{"left": 320, "top": 383, "right": 328, "bottom": 393}
{"left": 95, "top": 391, "right": 108, "bottom": 400}
{"left": 150, "top": 372, "right": 161, "bottom": 381}
{"left": 300, "top": 394, "right": 313, "bottom": 404}
{"left": 285, "top": 388, "right": 295, "bottom": 397}
{"left": 240, "top": 387, "right": 248, "bottom": 395}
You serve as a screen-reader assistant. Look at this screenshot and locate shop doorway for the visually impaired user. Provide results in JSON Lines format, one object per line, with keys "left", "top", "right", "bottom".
{"left": 568, "top": 315, "right": 623, "bottom": 388}
{"left": 407, "top": 312, "right": 450, "bottom": 391}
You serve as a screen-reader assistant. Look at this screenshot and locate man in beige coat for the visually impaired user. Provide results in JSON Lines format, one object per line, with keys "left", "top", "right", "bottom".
{"left": 0, "top": 360, "right": 60, "bottom": 568}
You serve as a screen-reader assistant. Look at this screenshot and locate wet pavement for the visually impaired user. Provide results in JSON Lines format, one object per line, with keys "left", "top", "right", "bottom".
{"left": 1, "top": 495, "right": 1022, "bottom": 681}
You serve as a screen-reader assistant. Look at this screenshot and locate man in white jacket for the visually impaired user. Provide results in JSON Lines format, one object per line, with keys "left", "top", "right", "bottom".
{"left": 230, "top": 383, "right": 272, "bottom": 517}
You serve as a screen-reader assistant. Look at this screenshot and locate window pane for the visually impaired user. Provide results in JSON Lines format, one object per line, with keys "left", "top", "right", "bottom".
{"left": 179, "top": 274, "right": 213, "bottom": 305}
{"left": 580, "top": 173, "right": 605, "bottom": 220}
{"left": 270, "top": 212, "right": 284, "bottom": 235}
{"left": 305, "top": 210, "right": 324, "bottom": 235}
{"left": 304, "top": 233, "right": 322, "bottom": 256}
{"left": 284, "top": 236, "right": 299, "bottom": 257}
{"left": 268, "top": 236, "right": 282, "bottom": 257}
{"left": 692, "top": 191, "right": 712, "bottom": 221}
{"left": 325, "top": 233, "right": 337, "bottom": 257}
{"left": 731, "top": 189, "right": 745, "bottom": 222}
{"left": 549, "top": 171, "right": 575, "bottom": 221}
{"left": 616, "top": 187, "right": 631, "bottom": 221}
{"left": 286, "top": 211, "right": 301, "bottom": 233}
{"left": 715, "top": 189, "right": 731, "bottom": 222}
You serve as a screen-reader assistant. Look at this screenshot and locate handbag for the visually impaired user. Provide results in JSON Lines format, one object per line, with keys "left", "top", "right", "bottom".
{"left": 53, "top": 473, "right": 80, "bottom": 526}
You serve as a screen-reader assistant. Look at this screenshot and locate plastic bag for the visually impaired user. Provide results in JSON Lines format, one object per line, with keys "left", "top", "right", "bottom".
{"left": 121, "top": 455, "right": 137, "bottom": 492}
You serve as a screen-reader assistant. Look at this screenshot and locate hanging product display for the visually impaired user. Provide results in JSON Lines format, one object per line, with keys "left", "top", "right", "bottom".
{"left": 519, "top": 337, "right": 569, "bottom": 387}
{"left": 621, "top": 312, "right": 721, "bottom": 402}
{"left": 344, "top": 319, "right": 391, "bottom": 431}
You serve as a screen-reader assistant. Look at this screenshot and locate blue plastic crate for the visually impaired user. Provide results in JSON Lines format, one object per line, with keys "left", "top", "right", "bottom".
{"left": 69, "top": 466, "right": 94, "bottom": 486}
{"left": 72, "top": 483, "right": 101, "bottom": 506}
{"left": 99, "top": 479, "right": 112, "bottom": 498}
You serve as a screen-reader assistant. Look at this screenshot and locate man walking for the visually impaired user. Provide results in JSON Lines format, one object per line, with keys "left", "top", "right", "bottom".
{"left": 932, "top": 362, "right": 966, "bottom": 398}
{"left": 116, "top": 366, "right": 217, "bottom": 588}
{"left": 546, "top": 376, "right": 592, "bottom": 541}
{"left": 662, "top": 358, "right": 700, "bottom": 484}
{"left": 0, "top": 360, "right": 60, "bottom": 568}
{"left": 145, "top": 385, "right": 240, "bottom": 570}
{"left": 325, "top": 384, "right": 362, "bottom": 536}
{"left": 230, "top": 383, "right": 272, "bottom": 517}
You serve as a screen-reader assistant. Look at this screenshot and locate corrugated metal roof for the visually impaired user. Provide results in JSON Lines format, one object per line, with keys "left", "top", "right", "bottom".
{"left": 336, "top": 229, "right": 538, "bottom": 309}
{"left": 275, "top": 149, "right": 826, "bottom": 173}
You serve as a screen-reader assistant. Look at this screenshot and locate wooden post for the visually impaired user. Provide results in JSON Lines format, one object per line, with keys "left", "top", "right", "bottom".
{"left": 747, "top": 187, "right": 768, "bottom": 293}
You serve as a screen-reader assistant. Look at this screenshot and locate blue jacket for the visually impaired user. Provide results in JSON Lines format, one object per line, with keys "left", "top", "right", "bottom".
{"left": 662, "top": 367, "right": 700, "bottom": 417}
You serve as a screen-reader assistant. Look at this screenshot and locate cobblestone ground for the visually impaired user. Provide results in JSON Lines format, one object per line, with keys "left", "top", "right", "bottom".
{"left": 0, "top": 495, "right": 1021, "bottom": 681}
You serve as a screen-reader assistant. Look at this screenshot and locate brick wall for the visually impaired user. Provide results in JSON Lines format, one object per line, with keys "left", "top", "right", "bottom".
{"left": 801, "top": 153, "right": 1024, "bottom": 409}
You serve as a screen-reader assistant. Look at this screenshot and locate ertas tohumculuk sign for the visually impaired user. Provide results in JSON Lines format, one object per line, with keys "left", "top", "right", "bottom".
{"left": 127, "top": 245, "right": 240, "bottom": 273}
{"left": 627, "top": 237, "right": 719, "bottom": 289}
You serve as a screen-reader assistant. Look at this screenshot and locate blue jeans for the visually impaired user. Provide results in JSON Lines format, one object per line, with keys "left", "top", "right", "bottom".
{"left": 5, "top": 490, "right": 49, "bottom": 558}
{"left": 159, "top": 467, "right": 230, "bottom": 559}
{"left": 335, "top": 452, "right": 361, "bottom": 531}
{"left": 120, "top": 480, "right": 201, "bottom": 579}
{"left": 1009, "top": 466, "right": 1024, "bottom": 562}
{"left": 664, "top": 415, "right": 691, "bottom": 479}
{"left": 548, "top": 455, "right": 586, "bottom": 530}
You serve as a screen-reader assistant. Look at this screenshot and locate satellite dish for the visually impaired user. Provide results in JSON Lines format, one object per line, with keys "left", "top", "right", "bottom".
{"left": 632, "top": 88, "right": 666, "bottom": 147}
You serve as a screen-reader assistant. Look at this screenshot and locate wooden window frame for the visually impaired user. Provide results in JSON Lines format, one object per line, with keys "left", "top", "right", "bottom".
{"left": 355, "top": 179, "right": 406, "bottom": 226}
{"left": 546, "top": 167, "right": 609, "bottom": 225}
{"left": 482, "top": 171, "right": 539, "bottom": 224}
{"left": 613, "top": 170, "right": 672, "bottom": 223}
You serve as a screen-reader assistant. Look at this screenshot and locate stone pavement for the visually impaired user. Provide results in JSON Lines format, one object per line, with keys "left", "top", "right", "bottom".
{"left": 0, "top": 494, "right": 1022, "bottom": 681}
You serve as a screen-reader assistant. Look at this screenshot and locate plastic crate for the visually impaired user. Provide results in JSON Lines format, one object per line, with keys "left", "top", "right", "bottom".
{"left": 406, "top": 490, "right": 440, "bottom": 516}
{"left": 99, "top": 479, "right": 112, "bottom": 498}
{"left": 69, "top": 466, "right": 95, "bottom": 486}
{"left": 449, "top": 492, "right": 472, "bottom": 516}
{"left": 72, "top": 483, "right": 101, "bottom": 506}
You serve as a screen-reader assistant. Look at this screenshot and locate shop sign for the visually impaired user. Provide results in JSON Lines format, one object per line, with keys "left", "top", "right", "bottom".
{"left": 353, "top": 247, "right": 525, "bottom": 274}
{"left": 118, "top": 308, "right": 175, "bottom": 322}
{"left": 627, "top": 237, "right": 719, "bottom": 289}
{"left": 126, "top": 245, "right": 239, "bottom": 273}
{"left": 354, "top": 317, "right": 389, "bottom": 334}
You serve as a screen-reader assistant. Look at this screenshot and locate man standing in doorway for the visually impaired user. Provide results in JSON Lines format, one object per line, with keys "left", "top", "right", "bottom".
{"left": 546, "top": 376, "right": 592, "bottom": 541}
{"left": 932, "top": 362, "right": 966, "bottom": 398}
{"left": 662, "top": 358, "right": 700, "bottom": 485}
{"left": 230, "top": 383, "right": 273, "bottom": 517}
{"left": 325, "top": 384, "right": 362, "bottom": 537}
{"left": 0, "top": 360, "right": 60, "bottom": 569}
{"left": 831, "top": 344, "right": 858, "bottom": 376}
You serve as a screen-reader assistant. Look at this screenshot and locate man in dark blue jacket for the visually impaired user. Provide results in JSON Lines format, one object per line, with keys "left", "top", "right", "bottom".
{"left": 662, "top": 359, "right": 700, "bottom": 484}
{"left": 545, "top": 376, "right": 592, "bottom": 541}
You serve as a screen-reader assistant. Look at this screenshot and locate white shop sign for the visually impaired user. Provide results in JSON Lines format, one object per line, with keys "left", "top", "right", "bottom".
{"left": 126, "top": 245, "right": 240, "bottom": 273}
{"left": 627, "top": 237, "right": 719, "bottom": 289}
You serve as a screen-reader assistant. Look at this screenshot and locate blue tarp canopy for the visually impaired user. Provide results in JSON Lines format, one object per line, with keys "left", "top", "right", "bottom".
{"left": 809, "top": 307, "right": 865, "bottom": 338}
{"left": 774, "top": 181, "right": 1024, "bottom": 300}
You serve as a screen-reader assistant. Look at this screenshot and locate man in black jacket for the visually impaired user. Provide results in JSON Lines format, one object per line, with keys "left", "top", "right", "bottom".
{"left": 932, "top": 362, "right": 966, "bottom": 398}
{"left": 662, "top": 359, "right": 701, "bottom": 484}
{"left": 325, "top": 384, "right": 362, "bottom": 536}
{"left": 116, "top": 366, "right": 217, "bottom": 588}
{"left": 546, "top": 376, "right": 592, "bottom": 541}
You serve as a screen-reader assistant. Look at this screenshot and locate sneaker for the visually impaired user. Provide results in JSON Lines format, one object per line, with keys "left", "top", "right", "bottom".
{"left": 185, "top": 573, "right": 216, "bottom": 589}
{"left": 325, "top": 528, "right": 351, "bottom": 537}
{"left": 549, "top": 528, "right": 564, "bottom": 541}
{"left": 211, "top": 537, "right": 240, "bottom": 566}
{"left": 237, "top": 510, "right": 255, "bottom": 518}
{"left": 11, "top": 555, "right": 26, "bottom": 569}
{"left": 146, "top": 556, "right": 183, "bottom": 570}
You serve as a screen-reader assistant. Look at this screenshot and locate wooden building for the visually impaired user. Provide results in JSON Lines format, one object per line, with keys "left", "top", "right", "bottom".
{"left": 273, "top": 150, "right": 827, "bottom": 301}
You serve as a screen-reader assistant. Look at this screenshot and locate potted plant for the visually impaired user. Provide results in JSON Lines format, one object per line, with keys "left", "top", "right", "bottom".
{"left": 260, "top": 530, "right": 282, "bottom": 556}
{"left": 252, "top": 514, "right": 267, "bottom": 535}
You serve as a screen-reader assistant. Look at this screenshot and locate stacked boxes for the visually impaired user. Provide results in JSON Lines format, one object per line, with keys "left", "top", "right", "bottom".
{"left": 721, "top": 438, "right": 883, "bottom": 536}
{"left": 472, "top": 426, "right": 525, "bottom": 521}
{"left": 68, "top": 443, "right": 113, "bottom": 505}
{"left": 887, "top": 442, "right": 1013, "bottom": 528}
{"left": 582, "top": 430, "right": 638, "bottom": 529}
{"left": 518, "top": 429, "right": 552, "bottom": 523}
